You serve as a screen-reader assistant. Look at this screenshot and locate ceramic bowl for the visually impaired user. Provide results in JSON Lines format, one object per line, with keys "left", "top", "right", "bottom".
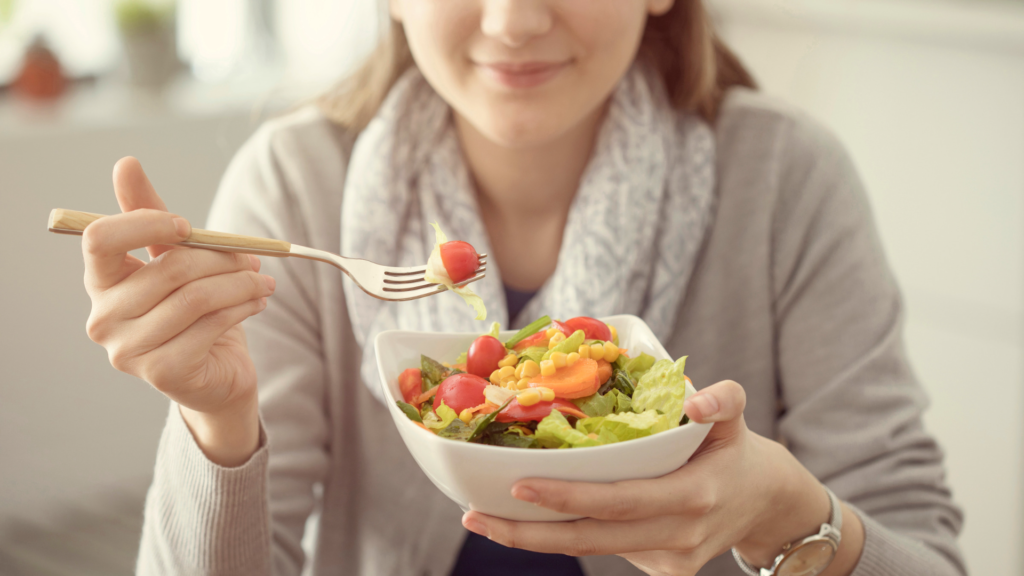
{"left": 374, "top": 314, "right": 713, "bottom": 521}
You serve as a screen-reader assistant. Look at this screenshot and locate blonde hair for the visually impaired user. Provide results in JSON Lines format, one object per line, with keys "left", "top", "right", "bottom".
{"left": 318, "top": 2, "right": 755, "bottom": 132}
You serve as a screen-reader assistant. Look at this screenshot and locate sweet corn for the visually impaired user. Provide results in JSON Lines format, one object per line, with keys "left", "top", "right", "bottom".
{"left": 567, "top": 352, "right": 580, "bottom": 367}
{"left": 547, "top": 331, "right": 567, "bottom": 349}
{"left": 538, "top": 387, "right": 555, "bottom": 402}
{"left": 590, "top": 342, "right": 605, "bottom": 359}
{"left": 603, "top": 342, "right": 620, "bottom": 362}
{"left": 459, "top": 409, "right": 473, "bottom": 424}
{"left": 550, "top": 351, "right": 567, "bottom": 368}
{"left": 501, "top": 375, "right": 518, "bottom": 387}
{"left": 518, "top": 389, "right": 541, "bottom": 406}
{"left": 489, "top": 370, "right": 503, "bottom": 385}
{"left": 498, "top": 365, "right": 516, "bottom": 379}
{"left": 609, "top": 324, "right": 618, "bottom": 342}
{"left": 498, "top": 353, "right": 518, "bottom": 368}
{"left": 540, "top": 359, "right": 556, "bottom": 376}
{"left": 522, "top": 360, "right": 541, "bottom": 377}
{"left": 545, "top": 328, "right": 558, "bottom": 337}
{"left": 578, "top": 345, "right": 591, "bottom": 359}
{"left": 516, "top": 378, "right": 531, "bottom": 390}
{"left": 514, "top": 363, "right": 525, "bottom": 379}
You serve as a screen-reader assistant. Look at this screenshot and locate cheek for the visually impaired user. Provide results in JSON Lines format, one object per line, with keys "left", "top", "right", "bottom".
{"left": 400, "top": 2, "right": 477, "bottom": 91}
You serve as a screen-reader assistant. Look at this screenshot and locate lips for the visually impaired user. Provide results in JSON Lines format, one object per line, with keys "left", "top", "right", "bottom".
{"left": 475, "top": 60, "right": 569, "bottom": 89}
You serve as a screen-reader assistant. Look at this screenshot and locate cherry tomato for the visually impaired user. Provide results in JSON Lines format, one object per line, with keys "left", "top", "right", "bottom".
{"left": 551, "top": 320, "right": 574, "bottom": 337}
{"left": 496, "top": 398, "right": 588, "bottom": 423}
{"left": 564, "top": 317, "right": 612, "bottom": 341}
{"left": 398, "top": 368, "right": 422, "bottom": 404}
{"left": 512, "top": 331, "right": 549, "bottom": 351}
{"left": 433, "top": 373, "right": 488, "bottom": 414}
{"left": 439, "top": 241, "right": 480, "bottom": 283}
{"left": 467, "top": 335, "right": 506, "bottom": 378}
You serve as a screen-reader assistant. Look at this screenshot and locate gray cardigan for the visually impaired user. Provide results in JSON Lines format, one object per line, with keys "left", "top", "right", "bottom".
{"left": 136, "top": 89, "right": 965, "bottom": 576}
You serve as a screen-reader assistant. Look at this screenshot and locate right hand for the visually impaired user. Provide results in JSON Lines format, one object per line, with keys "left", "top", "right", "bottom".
{"left": 82, "top": 157, "right": 275, "bottom": 465}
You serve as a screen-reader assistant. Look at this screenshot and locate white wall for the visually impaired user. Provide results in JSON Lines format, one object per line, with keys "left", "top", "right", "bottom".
{"left": 710, "top": 1, "right": 1024, "bottom": 574}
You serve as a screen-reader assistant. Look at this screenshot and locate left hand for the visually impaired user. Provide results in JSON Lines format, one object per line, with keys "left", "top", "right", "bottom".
{"left": 461, "top": 380, "right": 834, "bottom": 576}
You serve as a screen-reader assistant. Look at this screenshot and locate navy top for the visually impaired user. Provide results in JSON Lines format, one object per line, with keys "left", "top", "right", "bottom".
{"left": 449, "top": 284, "right": 584, "bottom": 576}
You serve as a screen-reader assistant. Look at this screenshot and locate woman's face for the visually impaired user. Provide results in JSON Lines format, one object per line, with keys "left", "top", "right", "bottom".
{"left": 391, "top": 0, "right": 674, "bottom": 148}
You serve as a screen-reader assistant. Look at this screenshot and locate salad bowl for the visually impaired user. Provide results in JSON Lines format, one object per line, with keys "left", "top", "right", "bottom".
{"left": 374, "top": 314, "right": 713, "bottom": 522}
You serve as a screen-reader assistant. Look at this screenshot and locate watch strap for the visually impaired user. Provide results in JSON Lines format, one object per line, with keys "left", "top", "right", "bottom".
{"left": 731, "top": 485, "right": 842, "bottom": 576}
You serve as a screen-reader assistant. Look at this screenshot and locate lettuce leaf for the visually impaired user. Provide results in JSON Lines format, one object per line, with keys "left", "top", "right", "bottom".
{"left": 616, "top": 352, "right": 657, "bottom": 380}
{"left": 542, "top": 330, "right": 585, "bottom": 361}
{"left": 573, "top": 390, "right": 618, "bottom": 417}
{"left": 396, "top": 401, "right": 422, "bottom": 423}
{"left": 600, "top": 410, "right": 672, "bottom": 440}
{"left": 615, "top": 391, "right": 632, "bottom": 414}
{"left": 423, "top": 401, "right": 458, "bottom": 430}
{"left": 421, "top": 354, "right": 449, "bottom": 391}
{"left": 488, "top": 322, "right": 501, "bottom": 338}
{"left": 517, "top": 347, "right": 547, "bottom": 366}
{"left": 535, "top": 410, "right": 602, "bottom": 448}
{"left": 424, "top": 222, "right": 487, "bottom": 320}
{"left": 631, "top": 357, "right": 689, "bottom": 424}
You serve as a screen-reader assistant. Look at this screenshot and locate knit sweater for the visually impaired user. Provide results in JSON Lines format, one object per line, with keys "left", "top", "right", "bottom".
{"left": 136, "top": 89, "right": 966, "bottom": 576}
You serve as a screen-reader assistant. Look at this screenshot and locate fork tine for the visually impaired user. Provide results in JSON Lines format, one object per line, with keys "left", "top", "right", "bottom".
{"left": 384, "top": 254, "right": 487, "bottom": 278}
{"left": 380, "top": 271, "right": 486, "bottom": 299}
{"left": 383, "top": 264, "right": 487, "bottom": 286}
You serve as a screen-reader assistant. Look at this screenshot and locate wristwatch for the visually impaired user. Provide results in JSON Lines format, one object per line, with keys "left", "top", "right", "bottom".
{"left": 732, "top": 485, "right": 842, "bottom": 576}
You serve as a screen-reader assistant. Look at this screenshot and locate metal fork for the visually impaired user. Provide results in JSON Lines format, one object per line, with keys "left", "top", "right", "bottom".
{"left": 47, "top": 209, "right": 487, "bottom": 301}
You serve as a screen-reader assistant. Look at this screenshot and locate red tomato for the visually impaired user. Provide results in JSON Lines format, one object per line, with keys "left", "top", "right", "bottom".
{"left": 439, "top": 241, "right": 480, "bottom": 283}
{"left": 398, "top": 368, "right": 422, "bottom": 404}
{"left": 551, "top": 320, "right": 574, "bottom": 337}
{"left": 433, "top": 373, "right": 488, "bottom": 414}
{"left": 564, "top": 317, "right": 612, "bottom": 341}
{"left": 512, "top": 331, "right": 549, "bottom": 351}
{"left": 496, "top": 398, "right": 588, "bottom": 423}
{"left": 467, "top": 335, "right": 506, "bottom": 378}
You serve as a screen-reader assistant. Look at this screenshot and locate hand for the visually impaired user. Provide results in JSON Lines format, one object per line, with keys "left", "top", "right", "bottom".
{"left": 462, "top": 380, "right": 863, "bottom": 576}
{"left": 82, "top": 157, "right": 275, "bottom": 466}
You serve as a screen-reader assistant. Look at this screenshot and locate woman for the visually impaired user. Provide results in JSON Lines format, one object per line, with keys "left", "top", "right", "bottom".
{"left": 78, "top": 1, "right": 964, "bottom": 575}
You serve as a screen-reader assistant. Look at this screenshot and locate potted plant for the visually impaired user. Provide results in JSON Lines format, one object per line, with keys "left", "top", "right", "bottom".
{"left": 115, "top": 0, "right": 179, "bottom": 90}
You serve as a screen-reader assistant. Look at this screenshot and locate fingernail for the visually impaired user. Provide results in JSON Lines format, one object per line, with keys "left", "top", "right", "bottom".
{"left": 172, "top": 217, "right": 191, "bottom": 239}
{"left": 248, "top": 255, "right": 260, "bottom": 270}
{"left": 264, "top": 276, "right": 276, "bottom": 291}
{"left": 513, "top": 486, "right": 539, "bottom": 504}
{"left": 463, "top": 517, "right": 489, "bottom": 538}
{"left": 690, "top": 393, "right": 720, "bottom": 419}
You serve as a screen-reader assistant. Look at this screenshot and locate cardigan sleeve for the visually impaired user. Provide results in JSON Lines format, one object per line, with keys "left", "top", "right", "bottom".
{"left": 136, "top": 115, "right": 333, "bottom": 576}
{"left": 769, "top": 112, "right": 966, "bottom": 576}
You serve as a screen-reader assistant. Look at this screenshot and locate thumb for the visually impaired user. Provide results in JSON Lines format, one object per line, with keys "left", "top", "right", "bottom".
{"left": 683, "top": 380, "right": 747, "bottom": 436}
{"left": 112, "top": 157, "right": 176, "bottom": 259}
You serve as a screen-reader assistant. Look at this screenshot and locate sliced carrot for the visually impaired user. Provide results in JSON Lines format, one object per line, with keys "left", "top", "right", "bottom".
{"left": 555, "top": 405, "right": 590, "bottom": 420}
{"left": 512, "top": 331, "right": 549, "bottom": 352}
{"left": 452, "top": 363, "right": 468, "bottom": 372}
{"left": 596, "top": 360, "right": 613, "bottom": 387}
{"left": 414, "top": 422, "right": 431, "bottom": 431}
{"left": 527, "top": 358, "right": 601, "bottom": 399}
{"left": 412, "top": 385, "right": 439, "bottom": 407}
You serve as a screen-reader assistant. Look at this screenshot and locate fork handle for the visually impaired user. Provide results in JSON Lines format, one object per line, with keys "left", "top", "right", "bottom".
{"left": 48, "top": 209, "right": 292, "bottom": 254}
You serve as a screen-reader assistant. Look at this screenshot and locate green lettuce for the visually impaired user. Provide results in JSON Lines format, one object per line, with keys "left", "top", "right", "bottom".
{"left": 543, "top": 330, "right": 585, "bottom": 361}
{"left": 517, "top": 347, "right": 547, "bottom": 366}
{"left": 616, "top": 391, "right": 632, "bottom": 414}
{"left": 424, "top": 223, "right": 487, "bottom": 320}
{"left": 396, "top": 401, "right": 422, "bottom": 423}
{"left": 573, "top": 390, "right": 618, "bottom": 417}
{"left": 421, "top": 355, "right": 449, "bottom": 391}
{"left": 488, "top": 322, "right": 501, "bottom": 338}
{"left": 631, "top": 357, "right": 689, "bottom": 424}
{"left": 616, "top": 352, "right": 657, "bottom": 380}
{"left": 423, "top": 401, "right": 458, "bottom": 430}
{"left": 535, "top": 410, "right": 602, "bottom": 448}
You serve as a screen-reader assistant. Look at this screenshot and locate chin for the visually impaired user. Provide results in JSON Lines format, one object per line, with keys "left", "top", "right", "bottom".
{"left": 470, "top": 107, "right": 575, "bottom": 149}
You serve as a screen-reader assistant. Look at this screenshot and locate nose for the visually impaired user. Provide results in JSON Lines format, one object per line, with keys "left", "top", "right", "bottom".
{"left": 480, "top": 0, "right": 553, "bottom": 48}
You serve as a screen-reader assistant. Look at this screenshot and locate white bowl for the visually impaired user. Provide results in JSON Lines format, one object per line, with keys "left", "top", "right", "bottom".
{"left": 374, "top": 314, "right": 713, "bottom": 521}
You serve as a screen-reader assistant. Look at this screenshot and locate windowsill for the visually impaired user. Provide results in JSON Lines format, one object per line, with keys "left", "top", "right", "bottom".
{"left": 708, "top": 0, "right": 1024, "bottom": 53}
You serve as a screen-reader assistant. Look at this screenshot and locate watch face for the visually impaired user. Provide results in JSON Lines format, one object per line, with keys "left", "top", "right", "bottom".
{"left": 776, "top": 540, "right": 837, "bottom": 576}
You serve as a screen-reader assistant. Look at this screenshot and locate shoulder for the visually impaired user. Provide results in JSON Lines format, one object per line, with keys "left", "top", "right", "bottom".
{"left": 242, "top": 105, "right": 357, "bottom": 172}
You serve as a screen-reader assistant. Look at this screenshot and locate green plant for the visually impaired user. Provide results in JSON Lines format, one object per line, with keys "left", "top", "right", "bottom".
{"left": 115, "top": 0, "right": 175, "bottom": 33}
{"left": 0, "top": 0, "right": 16, "bottom": 26}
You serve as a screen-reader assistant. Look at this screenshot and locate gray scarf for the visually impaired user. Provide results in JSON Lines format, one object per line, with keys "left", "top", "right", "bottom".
{"left": 341, "top": 64, "right": 715, "bottom": 400}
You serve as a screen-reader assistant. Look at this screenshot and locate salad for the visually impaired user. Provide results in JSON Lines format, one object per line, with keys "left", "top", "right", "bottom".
{"left": 394, "top": 315, "right": 693, "bottom": 449}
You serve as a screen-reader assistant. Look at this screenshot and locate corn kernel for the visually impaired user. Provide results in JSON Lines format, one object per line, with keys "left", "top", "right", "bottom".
{"left": 489, "top": 370, "right": 502, "bottom": 385}
{"left": 609, "top": 324, "right": 618, "bottom": 342}
{"left": 547, "top": 332, "right": 567, "bottom": 349}
{"left": 567, "top": 352, "right": 580, "bottom": 367}
{"left": 518, "top": 389, "right": 541, "bottom": 406}
{"left": 459, "top": 409, "right": 473, "bottom": 424}
{"left": 578, "top": 345, "right": 591, "bottom": 359}
{"left": 538, "top": 387, "right": 555, "bottom": 402}
{"left": 522, "top": 360, "right": 541, "bottom": 377}
{"left": 498, "top": 353, "right": 518, "bottom": 368}
{"left": 498, "top": 365, "right": 516, "bottom": 379}
{"left": 540, "top": 359, "right": 556, "bottom": 376}
{"left": 501, "top": 375, "right": 517, "bottom": 386}
{"left": 516, "top": 378, "right": 531, "bottom": 390}
{"left": 603, "top": 342, "right": 620, "bottom": 362}
{"left": 590, "top": 343, "right": 605, "bottom": 359}
{"left": 550, "top": 351, "right": 567, "bottom": 368}
{"left": 545, "top": 328, "right": 558, "bottom": 337}
{"left": 442, "top": 362, "right": 452, "bottom": 368}
{"left": 514, "top": 363, "right": 525, "bottom": 379}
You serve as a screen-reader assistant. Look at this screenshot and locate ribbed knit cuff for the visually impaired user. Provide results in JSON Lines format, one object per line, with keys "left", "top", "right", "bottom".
{"left": 847, "top": 504, "right": 962, "bottom": 576}
{"left": 138, "top": 403, "right": 271, "bottom": 575}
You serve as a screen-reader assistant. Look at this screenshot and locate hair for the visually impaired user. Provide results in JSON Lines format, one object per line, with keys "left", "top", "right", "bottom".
{"left": 317, "top": 1, "right": 756, "bottom": 132}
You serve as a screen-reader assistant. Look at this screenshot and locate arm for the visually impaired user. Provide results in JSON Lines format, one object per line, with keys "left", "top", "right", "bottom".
{"left": 137, "top": 122, "right": 331, "bottom": 576}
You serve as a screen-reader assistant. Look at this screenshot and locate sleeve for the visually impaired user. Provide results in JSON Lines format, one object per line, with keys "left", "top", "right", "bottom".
{"left": 769, "top": 115, "right": 966, "bottom": 576}
{"left": 136, "top": 121, "right": 331, "bottom": 576}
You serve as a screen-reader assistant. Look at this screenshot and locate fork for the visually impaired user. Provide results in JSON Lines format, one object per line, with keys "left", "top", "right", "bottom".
{"left": 47, "top": 209, "right": 487, "bottom": 301}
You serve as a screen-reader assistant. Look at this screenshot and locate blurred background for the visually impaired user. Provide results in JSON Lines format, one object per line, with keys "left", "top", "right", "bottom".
{"left": 1, "top": 0, "right": 1022, "bottom": 574}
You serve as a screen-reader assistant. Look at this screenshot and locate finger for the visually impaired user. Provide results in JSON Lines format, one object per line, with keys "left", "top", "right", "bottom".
{"left": 620, "top": 551, "right": 700, "bottom": 576}
{"left": 82, "top": 209, "right": 191, "bottom": 290}
{"left": 683, "top": 380, "right": 746, "bottom": 423}
{"left": 462, "top": 511, "right": 684, "bottom": 557}
{"left": 511, "top": 473, "right": 707, "bottom": 521}
{"left": 130, "top": 269, "right": 275, "bottom": 350}
{"left": 108, "top": 249, "right": 259, "bottom": 318}
{"left": 112, "top": 157, "right": 174, "bottom": 260}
